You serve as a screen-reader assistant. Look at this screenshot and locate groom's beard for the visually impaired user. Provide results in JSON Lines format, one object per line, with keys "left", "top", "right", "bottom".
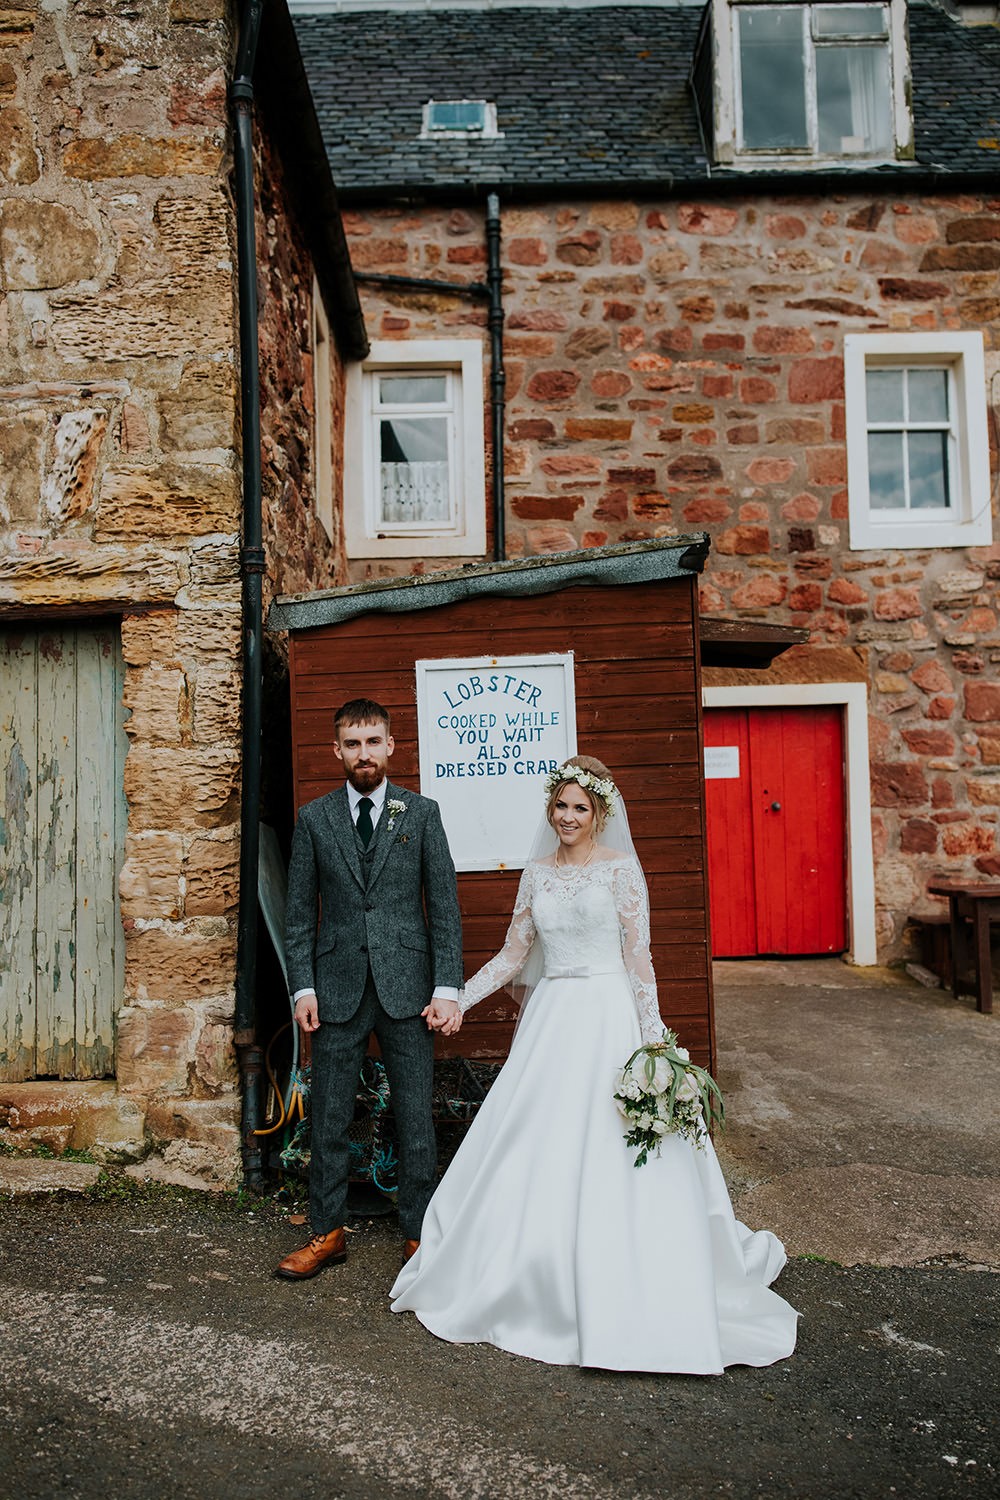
{"left": 347, "top": 764, "right": 384, "bottom": 794}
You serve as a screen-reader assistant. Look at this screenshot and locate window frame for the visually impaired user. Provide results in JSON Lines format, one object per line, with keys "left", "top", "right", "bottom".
{"left": 420, "top": 100, "right": 501, "bottom": 141}
{"left": 344, "top": 339, "right": 487, "bottom": 559}
{"left": 844, "top": 333, "right": 992, "bottom": 551}
{"left": 711, "top": 0, "right": 912, "bottom": 168}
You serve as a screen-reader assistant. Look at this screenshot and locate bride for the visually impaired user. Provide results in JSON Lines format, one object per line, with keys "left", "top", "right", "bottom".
{"left": 391, "top": 756, "right": 798, "bottom": 1373}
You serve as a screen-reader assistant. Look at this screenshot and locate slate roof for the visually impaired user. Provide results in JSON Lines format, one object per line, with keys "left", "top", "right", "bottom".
{"left": 293, "top": 1, "right": 1000, "bottom": 196}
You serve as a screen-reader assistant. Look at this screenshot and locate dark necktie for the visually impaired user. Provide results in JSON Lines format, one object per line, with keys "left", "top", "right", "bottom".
{"left": 356, "top": 796, "right": 374, "bottom": 848}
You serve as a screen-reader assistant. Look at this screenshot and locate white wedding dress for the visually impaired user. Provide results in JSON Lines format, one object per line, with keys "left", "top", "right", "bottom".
{"left": 390, "top": 855, "right": 798, "bottom": 1373}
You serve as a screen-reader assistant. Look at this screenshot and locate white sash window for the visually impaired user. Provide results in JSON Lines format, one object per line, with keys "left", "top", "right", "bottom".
{"left": 845, "top": 333, "right": 992, "bottom": 550}
{"left": 345, "top": 339, "right": 487, "bottom": 559}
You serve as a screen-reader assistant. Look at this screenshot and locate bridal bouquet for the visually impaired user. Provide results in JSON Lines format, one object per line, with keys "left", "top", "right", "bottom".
{"left": 614, "top": 1029, "right": 724, "bottom": 1167}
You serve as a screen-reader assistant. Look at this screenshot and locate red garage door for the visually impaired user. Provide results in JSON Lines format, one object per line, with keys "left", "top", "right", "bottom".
{"left": 704, "top": 705, "right": 847, "bottom": 957}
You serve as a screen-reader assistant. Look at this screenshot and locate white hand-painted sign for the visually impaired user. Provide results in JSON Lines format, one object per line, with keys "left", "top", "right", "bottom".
{"left": 416, "top": 653, "right": 577, "bottom": 871}
{"left": 704, "top": 745, "right": 740, "bottom": 780}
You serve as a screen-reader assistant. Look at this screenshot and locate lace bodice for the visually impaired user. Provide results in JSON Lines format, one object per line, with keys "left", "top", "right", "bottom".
{"left": 460, "top": 857, "right": 663, "bottom": 1045}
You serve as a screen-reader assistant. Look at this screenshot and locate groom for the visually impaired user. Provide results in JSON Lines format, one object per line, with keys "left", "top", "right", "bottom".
{"left": 276, "top": 697, "right": 464, "bottom": 1279}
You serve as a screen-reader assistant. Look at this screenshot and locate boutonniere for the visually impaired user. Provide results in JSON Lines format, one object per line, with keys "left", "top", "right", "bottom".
{"left": 386, "top": 798, "right": 407, "bottom": 833}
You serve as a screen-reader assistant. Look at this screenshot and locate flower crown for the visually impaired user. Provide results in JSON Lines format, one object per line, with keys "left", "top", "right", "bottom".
{"left": 544, "top": 763, "right": 618, "bottom": 819}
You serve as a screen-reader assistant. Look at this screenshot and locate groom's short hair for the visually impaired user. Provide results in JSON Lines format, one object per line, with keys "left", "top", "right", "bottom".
{"left": 334, "top": 698, "right": 391, "bottom": 737}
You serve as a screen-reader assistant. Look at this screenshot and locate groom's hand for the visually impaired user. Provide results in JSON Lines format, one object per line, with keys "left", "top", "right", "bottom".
{"left": 422, "top": 997, "right": 462, "bottom": 1036}
{"left": 294, "top": 992, "right": 320, "bottom": 1033}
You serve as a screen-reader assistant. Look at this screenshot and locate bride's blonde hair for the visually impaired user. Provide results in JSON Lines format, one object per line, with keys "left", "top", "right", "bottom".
{"left": 545, "top": 754, "right": 616, "bottom": 834}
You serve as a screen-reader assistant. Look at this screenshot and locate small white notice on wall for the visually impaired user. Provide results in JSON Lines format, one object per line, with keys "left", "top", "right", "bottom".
{"left": 704, "top": 745, "right": 740, "bottom": 780}
{"left": 416, "top": 654, "right": 577, "bottom": 871}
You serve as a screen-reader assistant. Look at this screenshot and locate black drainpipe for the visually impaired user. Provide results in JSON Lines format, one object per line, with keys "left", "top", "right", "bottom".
{"left": 229, "top": 0, "right": 266, "bottom": 1190}
{"left": 485, "top": 192, "right": 506, "bottom": 561}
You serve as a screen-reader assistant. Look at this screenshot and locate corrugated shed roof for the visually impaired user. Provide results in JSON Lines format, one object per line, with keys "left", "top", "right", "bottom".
{"left": 293, "top": 2, "right": 1000, "bottom": 195}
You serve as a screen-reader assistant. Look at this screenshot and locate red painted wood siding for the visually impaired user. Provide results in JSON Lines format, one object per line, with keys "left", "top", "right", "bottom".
{"left": 704, "top": 706, "right": 847, "bottom": 957}
{"left": 288, "top": 575, "right": 715, "bottom": 1069}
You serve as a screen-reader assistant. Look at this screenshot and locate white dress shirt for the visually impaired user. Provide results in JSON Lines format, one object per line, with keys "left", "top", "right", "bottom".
{"left": 293, "top": 778, "right": 458, "bottom": 1006}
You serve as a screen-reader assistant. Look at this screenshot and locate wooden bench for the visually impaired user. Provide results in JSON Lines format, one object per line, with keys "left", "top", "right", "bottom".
{"left": 926, "top": 879, "right": 1000, "bottom": 1015}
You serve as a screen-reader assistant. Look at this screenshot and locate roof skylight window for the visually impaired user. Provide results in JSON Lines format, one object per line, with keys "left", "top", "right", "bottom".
{"left": 421, "top": 100, "right": 501, "bottom": 139}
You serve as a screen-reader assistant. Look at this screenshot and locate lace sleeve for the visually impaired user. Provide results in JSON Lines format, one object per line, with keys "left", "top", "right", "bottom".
{"left": 614, "top": 860, "right": 663, "bottom": 1046}
{"left": 460, "top": 864, "right": 536, "bottom": 1014}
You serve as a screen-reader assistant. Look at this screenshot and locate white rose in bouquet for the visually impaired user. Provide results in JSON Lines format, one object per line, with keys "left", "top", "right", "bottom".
{"left": 676, "top": 1072, "right": 700, "bottom": 1102}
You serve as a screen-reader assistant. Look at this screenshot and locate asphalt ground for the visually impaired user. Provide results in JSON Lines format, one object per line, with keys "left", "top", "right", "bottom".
{"left": 1, "top": 961, "right": 997, "bottom": 1499}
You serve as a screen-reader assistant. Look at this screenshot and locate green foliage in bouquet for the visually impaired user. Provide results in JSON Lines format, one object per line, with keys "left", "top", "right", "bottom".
{"left": 613, "top": 1028, "right": 725, "bottom": 1168}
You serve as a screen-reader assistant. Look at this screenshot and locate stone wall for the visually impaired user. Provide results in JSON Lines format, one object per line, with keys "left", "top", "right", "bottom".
{"left": 0, "top": 2, "right": 346, "bottom": 1184}
{"left": 343, "top": 193, "right": 1000, "bottom": 960}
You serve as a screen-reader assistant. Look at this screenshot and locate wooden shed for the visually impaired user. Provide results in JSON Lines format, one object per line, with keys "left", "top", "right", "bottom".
{"left": 268, "top": 536, "right": 722, "bottom": 1069}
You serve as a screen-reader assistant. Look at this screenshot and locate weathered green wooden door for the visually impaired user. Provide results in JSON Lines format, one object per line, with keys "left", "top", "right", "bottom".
{"left": 1, "top": 623, "right": 127, "bottom": 1080}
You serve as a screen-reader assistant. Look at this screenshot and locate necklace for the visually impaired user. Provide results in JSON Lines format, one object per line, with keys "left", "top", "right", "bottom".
{"left": 555, "top": 841, "right": 596, "bottom": 872}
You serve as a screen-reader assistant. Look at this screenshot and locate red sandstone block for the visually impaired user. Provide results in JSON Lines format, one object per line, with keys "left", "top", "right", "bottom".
{"left": 895, "top": 215, "right": 940, "bottom": 246}
{"left": 912, "top": 660, "right": 952, "bottom": 694}
{"left": 903, "top": 728, "right": 956, "bottom": 756}
{"left": 965, "top": 681, "right": 1000, "bottom": 721}
{"left": 509, "top": 419, "right": 556, "bottom": 440}
{"left": 603, "top": 301, "right": 635, "bottom": 321}
{"left": 732, "top": 574, "right": 787, "bottom": 608}
{"left": 703, "top": 333, "right": 745, "bottom": 352}
{"left": 831, "top": 488, "right": 849, "bottom": 519}
{"left": 683, "top": 498, "right": 733, "bottom": 524}
{"left": 619, "top": 327, "right": 645, "bottom": 352}
{"left": 746, "top": 456, "right": 797, "bottom": 485}
{"left": 526, "top": 370, "right": 581, "bottom": 402}
{"left": 789, "top": 583, "right": 822, "bottom": 611}
{"left": 788, "top": 527, "right": 815, "bottom": 553}
{"left": 901, "top": 819, "right": 938, "bottom": 853}
{"left": 878, "top": 277, "right": 949, "bottom": 301}
{"left": 527, "top": 523, "right": 579, "bottom": 553}
{"left": 557, "top": 231, "right": 602, "bottom": 265}
{"left": 727, "top": 423, "right": 759, "bottom": 444}
{"left": 781, "top": 491, "right": 821, "bottom": 522}
{"left": 581, "top": 530, "right": 609, "bottom": 548}
{"left": 540, "top": 454, "right": 603, "bottom": 476}
{"left": 765, "top": 214, "right": 807, "bottom": 240}
{"left": 632, "top": 492, "right": 672, "bottom": 519}
{"left": 942, "top": 824, "right": 995, "bottom": 857}
{"left": 945, "top": 215, "right": 1000, "bottom": 244}
{"left": 716, "top": 525, "right": 770, "bottom": 555}
{"left": 594, "top": 490, "right": 628, "bottom": 521}
{"left": 508, "top": 238, "right": 548, "bottom": 266}
{"left": 667, "top": 453, "right": 723, "bottom": 483}
{"left": 611, "top": 235, "right": 643, "bottom": 265}
{"left": 511, "top": 495, "right": 584, "bottom": 521}
{"left": 678, "top": 294, "right": 715, "bottom": 323}
{"left": 927, "top": 697, "right": 956, "bottom": 720}
{"left": 702, "top": 374, "right": 733, "bottom": 398}
{"left": 691, "top": 429, "right": 718, "bottom": 447}
{"left": 767, "top": 417, "right": 825, "bottom": 444}
{"left": 806, "top": 448, "right": 847, "bottom": 486}
{"left": 741, "top": 377, "right": 777, "bottom": 403}
{"left": 827, "top": 577, "right": 867, "bottom": 605}
{"left": 447, "top": 244, "right": 486, "bottom": 264}
{"left": 591, "top": 370, "right": 633, "bottom": 397}
{"left": 874, "top": 588, "right": 923, "bottom": 621}
{"left": 653, "top": 327, "right": 695, "bottom": 353}
{"left": 788, "top": 357, "right": 844, "bottom": 403}
{"left": 608, "top": 466, "right": 656, "bottom": 486}
{"left": 508, "top": 310, "right": 569, "bottom": 331}
{"left": 870, "top": 762, "right": 928, "bottom": 807}
{"left": 564, "top": 418, "right": 633, "bottom": 441}
{"left": 753, "top": 326, "right": 815, "bottom": 354}
{"left": 677, "top": 204, "right": 739, "bottom": 236}
{"left": 921, "top": 243, "right": 1000, "bottom": 272}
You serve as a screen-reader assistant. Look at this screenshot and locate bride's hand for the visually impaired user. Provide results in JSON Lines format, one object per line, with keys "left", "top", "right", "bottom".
{"left": 422, "top": 997, "right": 463, "bottom": 1036}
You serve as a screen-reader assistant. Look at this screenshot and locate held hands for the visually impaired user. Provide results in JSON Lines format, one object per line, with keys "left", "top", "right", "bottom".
{"left": 294, "top": 992, "right": 321, "bottom": 1033}
{"left": 422, "top": 997, "right": 463, "bottom": 1037}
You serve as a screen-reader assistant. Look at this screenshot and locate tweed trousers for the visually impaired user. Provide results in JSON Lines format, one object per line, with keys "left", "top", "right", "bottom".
{"left": 308, "top": 969, "right": 436, "bottom": 1240}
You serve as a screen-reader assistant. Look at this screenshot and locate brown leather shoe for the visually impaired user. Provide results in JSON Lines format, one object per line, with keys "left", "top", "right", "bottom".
{"left": 401, "top": 1238, "right": 420, "bottom": 1266}
{"left": 274, "top": 1228, "right": 347, "bottom": 1280}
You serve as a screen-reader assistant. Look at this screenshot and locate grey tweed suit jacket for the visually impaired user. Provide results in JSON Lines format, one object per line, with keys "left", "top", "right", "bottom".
{"left": 284, "top": 782, "right": 463, "bottom": 1021}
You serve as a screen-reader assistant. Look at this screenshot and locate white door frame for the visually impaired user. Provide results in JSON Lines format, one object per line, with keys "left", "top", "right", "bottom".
{"left": 702, "top": 682, "right": 877, "bottom": 966}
